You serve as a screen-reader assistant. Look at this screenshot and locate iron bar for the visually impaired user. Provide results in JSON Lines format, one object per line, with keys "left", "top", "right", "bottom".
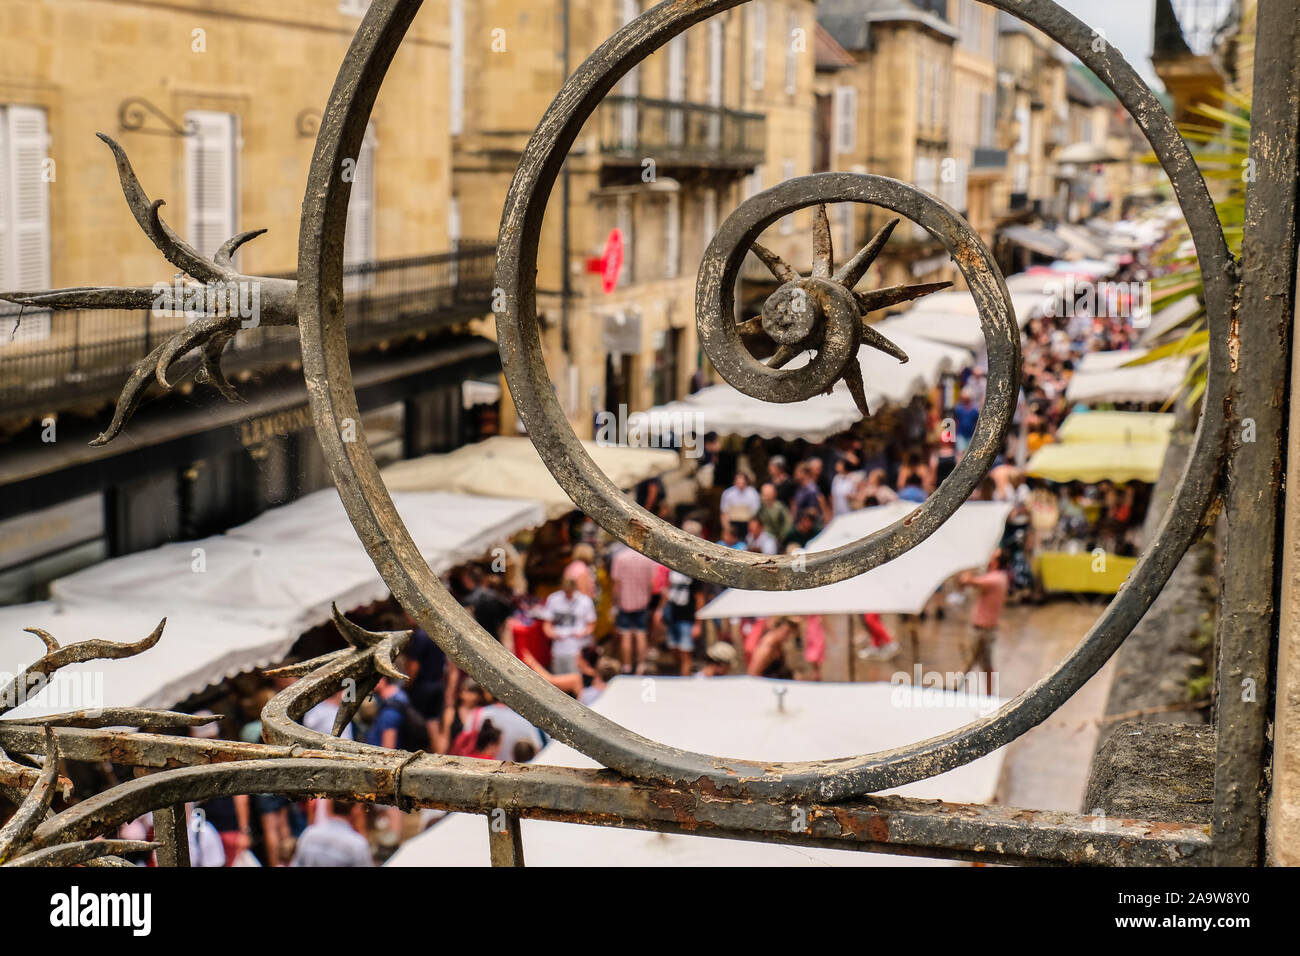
{"left": 1210, "top": 0, "right": 1300, "bottom": 866}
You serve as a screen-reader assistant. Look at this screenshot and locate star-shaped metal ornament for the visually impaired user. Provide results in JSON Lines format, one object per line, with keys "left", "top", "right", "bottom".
{"left": 737, "top": 205, "right": 951, "bottom": 417}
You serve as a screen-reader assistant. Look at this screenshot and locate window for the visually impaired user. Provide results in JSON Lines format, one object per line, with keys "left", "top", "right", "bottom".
{"left": 663, "top": 191, "right": 680, "bottom": 280}
{"left": 708, "top": 20, "right": 724, "bottom": 106}
{"left": 0, "top": 105, "right": 52, "bottom": 344}
{"left": 979, "top": 92, "right": 996, "bottom": 148}
{"left": 745, "top": 163, "right": 765, "bottom": 201}
{"left": 618, "top": 0, "right": 641, "bottom": 143}
{"left": 940, "top": 157, "right": 967, "bottom": 213}
{"left": 616, "top": 195, "right": 634, "bottom": 285}
{"left": 343, "top": 123, "right": 377, "bottom": 291}
{"left": 185, "top": 111, "right": 238, "bottom": 262}
{"left": 701, "top": 187, "right": 718, "bottom": 241}
{"left": 666, "top": 35, "right": 686, "bottom": 145}
{"left": 339, "top": 0, "right": 371, "bottom": 16}
{"left": 836, "top": 203, "right": 853, "bottom": 265}
{"left": 785, "top": 11, "right": 799, "bottom": 96}
{"left": 707, "top": 20, "right": 725, "bottom": 148}
{"left": 749, "top": 2, "right": 766, "bottom": 92}
{"left": 833, "top": 86, "right": 857, "bottom": 155}
{"left": 449, "top": 0, "right": 465, "bottom": 136}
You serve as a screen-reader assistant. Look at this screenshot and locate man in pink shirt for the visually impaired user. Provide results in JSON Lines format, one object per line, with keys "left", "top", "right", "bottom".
{"left": 958, "top": 550, "right": 1010, "bottom": 695}
{"left": 609, "top": 543, "right": 662, "bottom": 674}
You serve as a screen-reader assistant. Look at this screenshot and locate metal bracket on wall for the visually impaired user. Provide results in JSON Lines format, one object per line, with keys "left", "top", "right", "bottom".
{"left": 117, "top": 98, "right": 198, "bottom": 137}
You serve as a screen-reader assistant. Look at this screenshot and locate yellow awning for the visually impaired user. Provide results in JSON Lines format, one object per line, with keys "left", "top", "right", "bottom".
{"left": 1056, "top": 411, "right": 1176, "bottom": 445}
{"left": 1037, "top": 552, "right": 1137, "bottom": 594}
{"left": 381, "top": 436, "right": 679, "bottom": 520}
{"left": 1025, "top": 439, "right": 1168, "bottom": 484}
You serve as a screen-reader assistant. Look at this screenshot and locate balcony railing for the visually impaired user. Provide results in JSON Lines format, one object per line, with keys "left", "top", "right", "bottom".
{"left": 600, "top": 95, "right": 766, "bottom": 170}
{"left": 0, "top": 243, "right": 496, "bottom": 415}
{"left": 972, "top": 147, "right": 1008, "bottom": 170}
{"left": 1155, "top": 0, "right": 1237, "bottom": 58}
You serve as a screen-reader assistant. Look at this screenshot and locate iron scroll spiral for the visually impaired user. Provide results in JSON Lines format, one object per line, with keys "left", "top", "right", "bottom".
{"left": 294, "top": 0, "right": 1234, "bottom": 801}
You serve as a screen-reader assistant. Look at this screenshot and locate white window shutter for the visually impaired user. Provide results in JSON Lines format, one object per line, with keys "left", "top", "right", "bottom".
{"left": 185, "top": 111, "right": 238, "bottom": 261}
{"left": 663, "top": 191, "right": 680, "bottom": 280}
{"left": 834, "top": 86, "right": 857, "bottom": 155}
{"left": 708, "top": 21, "right": 724, "bottom": 107}
{"left": 785, "top": 11, "right": 798, "bottom": 95}
{"left": 7, "top": 106, "right": 51, "bottom": 291}
{"left": 750, "top": 3, "right": 766, "bottom": 91}
{"left": 343, "top": 123, "right": 377, "bottom": 291}
{"left": 449, "top": 0, "right": 465, "bottom": 136}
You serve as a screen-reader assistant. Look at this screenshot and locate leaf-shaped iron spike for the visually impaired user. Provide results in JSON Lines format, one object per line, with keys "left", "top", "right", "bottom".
{"left": 750, "top": 242, "right": 800, "bottom": 283}
{"left": 841, "top": 360, "right": 873, "bottom": 417}
{"left": 333, "top": 674, "right": 381, "bottom": 737}
{"left": 264, "top": 649, "right": 350, "bottom": 679}
{"left": 833, "top": 218, "right": 900, "bottom": 290}
{"left": 330, "top": 603, "right": 412, "bottom": 652}
{"left": 96, "top": 133, "right": 227, "bottom": 283}
{"left": 5, "top": 840, "right": 160, "bottom": 868}
{"left": 0, "top": 709, "right": 222, "bottom": 731}
{"left": 811, "top": 204, "right": 834, "bottom": 278}
{"left": 766, "top": 343, "right": 804, "bottom": 370}
{"left": 155, "top": 314, "right": 242, "bottom": 389}
{"left": 0, "top": 620, "right": 166, "bottom": 718}
{"left": 39, "top": 619, "right": 166, "bottom": 670}
{"left": 90, "top": 339, "right": 174, "bottom": 447}
{"left": 196, "top": 330, "right": 242, "bottom": 402}
{"left": 0, "top": 727, "right": 58, "bottom": 864}
{"left": 23, "top": 627, "right": 59, "bottom": 655}
{"left": 214, "top": 228, "right": 268, "bottom": 271}
{"left": 854, "top": 280, "right": 953, "bottom": 314}
{"left": 0, "top": 286, "right": 159, "bottom": 311}
{"left": 861, "top": 323, "right": 911, "bottom": 365}
{"left": 373, "top": 634, "right": 411, "bottom": 682}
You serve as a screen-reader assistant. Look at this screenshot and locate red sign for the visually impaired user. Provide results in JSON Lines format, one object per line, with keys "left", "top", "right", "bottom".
{"left": 594, "top": 228, "right": 624, "bottom": 294}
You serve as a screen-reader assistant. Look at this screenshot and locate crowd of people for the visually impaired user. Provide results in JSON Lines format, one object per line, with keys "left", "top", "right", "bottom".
{"left": 105, "top": 253, "right": 1166, "bottom": 866}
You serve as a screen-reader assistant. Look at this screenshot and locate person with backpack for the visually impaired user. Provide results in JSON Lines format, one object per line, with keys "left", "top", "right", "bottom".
{"left": 367, "top": 676, "right": 430, "bottom": 752}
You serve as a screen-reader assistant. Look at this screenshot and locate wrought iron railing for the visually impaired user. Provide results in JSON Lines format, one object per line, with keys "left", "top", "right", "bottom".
{"left": 600, "top": 95, "right": 766, "bottom": 169}
{"left": 0, "top": 244, "right": 495, "bottom": 414}
{"left": 0, "top": 0, "right": 1295, "bottom": 870}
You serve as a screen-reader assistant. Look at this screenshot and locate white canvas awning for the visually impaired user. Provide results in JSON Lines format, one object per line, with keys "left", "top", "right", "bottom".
{"left": 0, "top": 601, "right": 292, "bottom": 717}
{"left": 873, "top": 286, "right": 1051, "bottom": 352}
{"left": 50, "top": 491, "right": 545, "bottom": 636}
{"left": 382, "top": 436, "right": 678, "bottom": 520}
{"left": 1067, "top": 349, "right": 1190, "bottom": 405}
{"left": 387, "top": 675, "right": 1006, "bottom": 867}
{"left": 640, "top": 332, "right": 971, "bottom": 442}
{"left": 1139, "top": 294, "right": 1201, "bottom": 346}
{"left": 697, "top": 501, "right": 1012, "bottom": 619}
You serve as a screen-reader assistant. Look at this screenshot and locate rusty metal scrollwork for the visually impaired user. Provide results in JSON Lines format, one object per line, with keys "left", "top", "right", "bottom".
{"left": 0, "top": 0, "right": 1242, "bottom": 865}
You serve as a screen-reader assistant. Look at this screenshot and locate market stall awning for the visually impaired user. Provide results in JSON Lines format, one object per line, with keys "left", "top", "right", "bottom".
{"left": 640, "top": 332, "right": 971, "bottom": 442}
{"left": 1139, "top": 294, "right": 1201, "bottom": 346}
{"left": 643, "top": 385, "right": 860, "bottom": 443}
{"left": 50, "top": 491, "right": 546, "bottom": 636}
{"left": 1055, "top": 411, "right": 1175, "bottom": 445}
{"left": 387, "top": 675, "right": 1006, "bottom": 867}
{"left": 872, "top": 286, "right": 1051, "bottom": 352}
{"left": 1066, "top": 349, "right": 1189, "bottom": 405}
{"left": 1026, "top": 440, "right": 1168, "bottom": 484}
{"left": 381, "top": 436, "right": 677, "bottom": 520}
{"left": 1000, "top": 224, "right": 1069, "bottom": 258}
{"left": 1054, "top": 142, "right": 1122, "bottom": 165}
{"left": 696, "top": 501, "right": 1012, "bottom": 619}
{"left": 0, "top": 601, "right": 292, "bottom": 716}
